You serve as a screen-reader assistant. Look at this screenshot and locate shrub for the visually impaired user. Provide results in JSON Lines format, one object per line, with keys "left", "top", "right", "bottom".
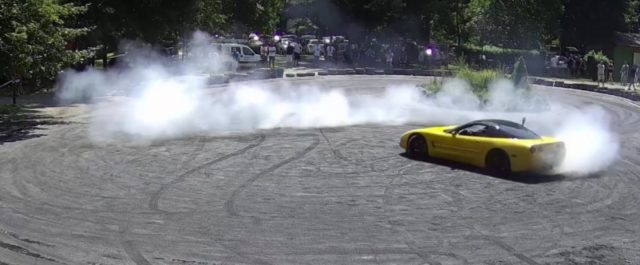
{"left": 583, "top": 50, "right": 610, "bottom": 64}
{"left": 422, "top": 65, "right": 503, "bottom": 101}
{"left": 512, "top": 57, "right": 529, "bottom": 89}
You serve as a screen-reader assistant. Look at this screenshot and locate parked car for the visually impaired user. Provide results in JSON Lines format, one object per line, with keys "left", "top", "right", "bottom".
{"left": 307, "top": 39, "right": 325, "bottom": 55}
{"left": 300, "top": 35, "right": 316, "bottom": 46}
{"left": 211, "top": 43, "right": 261, "bottom": 63}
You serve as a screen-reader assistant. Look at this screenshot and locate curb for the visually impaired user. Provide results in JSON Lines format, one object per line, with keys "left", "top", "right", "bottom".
{"left": 530, "top": 77, "right": 640, "bottom": 101}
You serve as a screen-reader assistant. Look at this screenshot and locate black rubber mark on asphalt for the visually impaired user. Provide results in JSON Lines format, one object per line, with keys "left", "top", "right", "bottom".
{"left": 0, "top": 240, "right": 57, "bottom": 263}
{"left": 121, "top": 240, "right": 152, "bottom": 265}
{"left": 148, "top": 134, "right": 266, "bottom": 212}
{"left": 381, "top": 166, "right": 444, "bottom": 265}
{"left": 211, "top": 233, "right": 273, "bottom": 265}
{"left": 319, "top": 128, "right": 347, "bottom": 160}
{"left": 0, "top": 229, "right": 54, "bottom": 248}
{"left": 225, "top": 134, "right": 320, "bottom": 220}
{"left": 470, "top": 235, "right": 540, "bottom": 265}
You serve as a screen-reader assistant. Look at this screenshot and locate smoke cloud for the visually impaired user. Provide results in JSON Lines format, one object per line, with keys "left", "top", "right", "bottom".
{"left": 55, "top": 32, "right": 619, "bottom": 176}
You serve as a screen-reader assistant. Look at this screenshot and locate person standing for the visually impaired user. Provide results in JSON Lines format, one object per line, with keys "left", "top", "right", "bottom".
{"left": 293, "top": 42, "right": 301, "bottom": 67}
{"left": 621, "top": 62, "right": 629, "bottom": 85}
{"left": 313, "top": 44, "right": 322, "bottom": 65}
{"left": 385, "top": 48, "right": 394, "bottom": 68}
{"left": 597, "top": 61, "right": 606, "bottom": 87}
{"left": 268, "top": 43, "right": 277, "bottom": 68}
{"left": 286, "top": 43, "right": 294, "bottom": 67}
{"left": 326, "top": 44, "right": 335, "bottom": 65}
{"left": 629, "top": 64, "right": 638, "bottom": 90}
{"left": 608, "top": 61, "right": 615, "bottom": 83}
{"left": 260, "top": 44, "right": 267, "bottom": 65}
{"left": 634, "top": 64, "right": 640, "bottom": 91}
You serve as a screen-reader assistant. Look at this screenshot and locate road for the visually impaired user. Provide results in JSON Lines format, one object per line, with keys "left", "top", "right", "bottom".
{"left": 0, "top": 76, "right": 638, "bottom": 265}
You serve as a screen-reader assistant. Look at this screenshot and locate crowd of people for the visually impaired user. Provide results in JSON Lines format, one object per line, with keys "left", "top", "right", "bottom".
{"left": 597, "top": 61, "right": 640, "bottom": 90}
{"left": 254, "top": 36, "right": 447, "bottom": 69}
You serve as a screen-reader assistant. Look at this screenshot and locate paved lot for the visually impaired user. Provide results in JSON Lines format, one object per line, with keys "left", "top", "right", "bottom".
{"left": 0, "top": 76, "right": 639, "bottom": 265}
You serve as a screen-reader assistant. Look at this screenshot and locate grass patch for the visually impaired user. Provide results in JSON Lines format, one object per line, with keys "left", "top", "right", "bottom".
{"left": 0, "top": 104, "right": 26, "bottom": 115}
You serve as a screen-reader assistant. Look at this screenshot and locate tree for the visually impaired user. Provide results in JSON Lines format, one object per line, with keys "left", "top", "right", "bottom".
{"left": 561, "top": 0, "right": 629, "bottom": 52}
{"left": 193, "top": 0, "right": 228, "bottom": 34}
{"left": 467, "top": 0, "right": 562, "bottom": 49}
{"left": 0, "top": 0, "right": 88, "bottom": 87}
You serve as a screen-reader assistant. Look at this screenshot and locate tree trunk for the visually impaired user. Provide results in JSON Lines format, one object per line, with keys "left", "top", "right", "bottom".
{"left": 12, "top": 82, "right": 16, "bottom": 105}
{"left": 102, "top": 45, "right": 108, "bottom": 70}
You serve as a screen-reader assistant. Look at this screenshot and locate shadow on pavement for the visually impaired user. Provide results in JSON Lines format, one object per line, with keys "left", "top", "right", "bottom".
{"left": 399, "top": 153, "right": 566, "bottom": 184}
{"left": 0, "top": 105, "right": 67, "bottom": 145}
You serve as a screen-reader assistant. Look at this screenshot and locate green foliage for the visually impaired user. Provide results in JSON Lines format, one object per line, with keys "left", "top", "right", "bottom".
{"left": 561, "top": 0, "right": 629, "bottom": 52}
{"left": 193, "top": 0, "right": 228, "bottom": 33}
{"left": 512, "top": 57, "right": 529, "bottom": 89}
{"left": 457, "top": 66, "right": 503, "bottom": 97}
{"left": 0, "top": 105, "right": 24, "bottom": 115}
{"left": 0, "top": 0, "right": 88, "bottom": 86}
{"left": 422, "top": 65, "right": 502, "bottom": 101}
{"left": 583, "top": 50, "right": 611, "bottom": 65}
{"left": 466, "top": 0, "right": 562, "bottom": 49}
{"left": 459, "top": 44, "right": 545, "bottom": 74}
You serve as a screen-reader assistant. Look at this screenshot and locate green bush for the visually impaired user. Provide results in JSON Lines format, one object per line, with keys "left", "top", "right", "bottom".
{"left": 422, "top": 65, "right": 503, "bottom": 101}
{"left": 583, "top": 50, "right": 610, "bottom": 64}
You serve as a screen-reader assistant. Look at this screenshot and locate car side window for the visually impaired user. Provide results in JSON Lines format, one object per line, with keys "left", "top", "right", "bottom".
{"left": 242, "top": 47, "right": 254, "bottom": 55}
{"left": 458, "top": 124, "right": 488, "bottom": 137}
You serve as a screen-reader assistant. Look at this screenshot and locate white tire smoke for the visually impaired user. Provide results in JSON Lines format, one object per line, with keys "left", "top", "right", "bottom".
{"left": 55, "top": 32, "right": 620, "bottom": 176}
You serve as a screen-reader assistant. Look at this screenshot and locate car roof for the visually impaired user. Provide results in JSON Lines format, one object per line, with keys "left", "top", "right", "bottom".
{"left": 468, "top": 119, "right": 525, "bottom": 128}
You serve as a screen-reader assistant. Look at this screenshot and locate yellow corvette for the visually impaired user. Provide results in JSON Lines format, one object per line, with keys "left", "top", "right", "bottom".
{"left": 400, "top": 119, "right": 565, "bottom": 176}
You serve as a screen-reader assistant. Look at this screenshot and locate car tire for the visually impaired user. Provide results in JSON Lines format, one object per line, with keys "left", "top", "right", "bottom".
{"left": 486, "top": 150, "right": 511, "bottom": 177}
{"left": 407, "top": 135, "right": 428, "bottom": 160}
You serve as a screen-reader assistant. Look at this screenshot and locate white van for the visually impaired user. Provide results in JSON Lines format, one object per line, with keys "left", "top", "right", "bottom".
{"left": 211, "top": 43, "right": 261, "bottom": 63}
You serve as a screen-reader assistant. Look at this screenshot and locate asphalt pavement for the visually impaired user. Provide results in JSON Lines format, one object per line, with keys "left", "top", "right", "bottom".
{"left": 0, "top": 76, "right": 639, "bottom": 265}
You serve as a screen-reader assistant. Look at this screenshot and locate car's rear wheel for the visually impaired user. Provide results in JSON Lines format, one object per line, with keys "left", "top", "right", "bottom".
{"left": 407, "top": 135, "right": 428, "bottom": 160}
{"left": 486, "top": 150, "right": 511, "bottom": 177}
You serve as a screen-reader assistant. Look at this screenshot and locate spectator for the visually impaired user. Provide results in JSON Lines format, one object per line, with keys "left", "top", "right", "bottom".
{"left": 597, "top": 61, "right": 606, "bottom": 87}
{"left": 344, "top": 43, "right": 353, "bottom": 65}
{"left": 621, "top": 62, "right": 629, "bottom": 85}
{"left": 293, "top": 42, "right": 301, "bottom": 67}
{"left": 608, "top": 61, "right": 614, "bottom": 83}
{"left": 326, "top": 44, "right": 335, "bottom": 64}
{"left": 385, "top": 48, "right": 394, "bottom": 68}
{"left": 635, "top": 64, "right": 640, "bottom": 91}
{"left": 629, "top": 64, "right": 638, "bottom": 90}
{"left": 313, "top": 44, "right": 322, "bottom": 65}
{"left": 286, "top": 43, "right": 294, "bottom": 67}
{"left": 268, "top": 43, "right": 277, "bottom": 68}
{"left": 568, "top": 56, "right": 576, "bottom": 76}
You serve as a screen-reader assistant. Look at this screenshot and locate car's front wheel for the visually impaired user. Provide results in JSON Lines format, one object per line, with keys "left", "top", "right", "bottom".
{"left": 407, "top": 135, "right": 428, "bottom": 160}
{"left": 486, "top": 150, "right": 511, "bottom": 177}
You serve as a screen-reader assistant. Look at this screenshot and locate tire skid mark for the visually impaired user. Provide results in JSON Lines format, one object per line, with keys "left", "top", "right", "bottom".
{"left": 468, "top": 235, "right": 541, "bottom": 265}
{"left": 381, "top": 162, "right": 452, "bottom": 265}
{"left": 224, "top": 133, "right": 319, "bottom": 221}
{"left": 120, "top": 240, "right": 152, "bottom": 265}
{"left": 316, "top": 129, "right": 406, "bottom": 175}
{"left": 210, "top": 232, "right": 273, "bottom": 265}
{"left": 217, "top": 134, "right": 319, "bottom": 265}
{"left": 148, "top": 134, "right": 266, "bottom": 212}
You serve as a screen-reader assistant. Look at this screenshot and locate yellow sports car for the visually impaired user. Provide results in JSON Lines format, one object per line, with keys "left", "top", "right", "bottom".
{"left": 399, "top": 119, "right": 565, "bottom": 176}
